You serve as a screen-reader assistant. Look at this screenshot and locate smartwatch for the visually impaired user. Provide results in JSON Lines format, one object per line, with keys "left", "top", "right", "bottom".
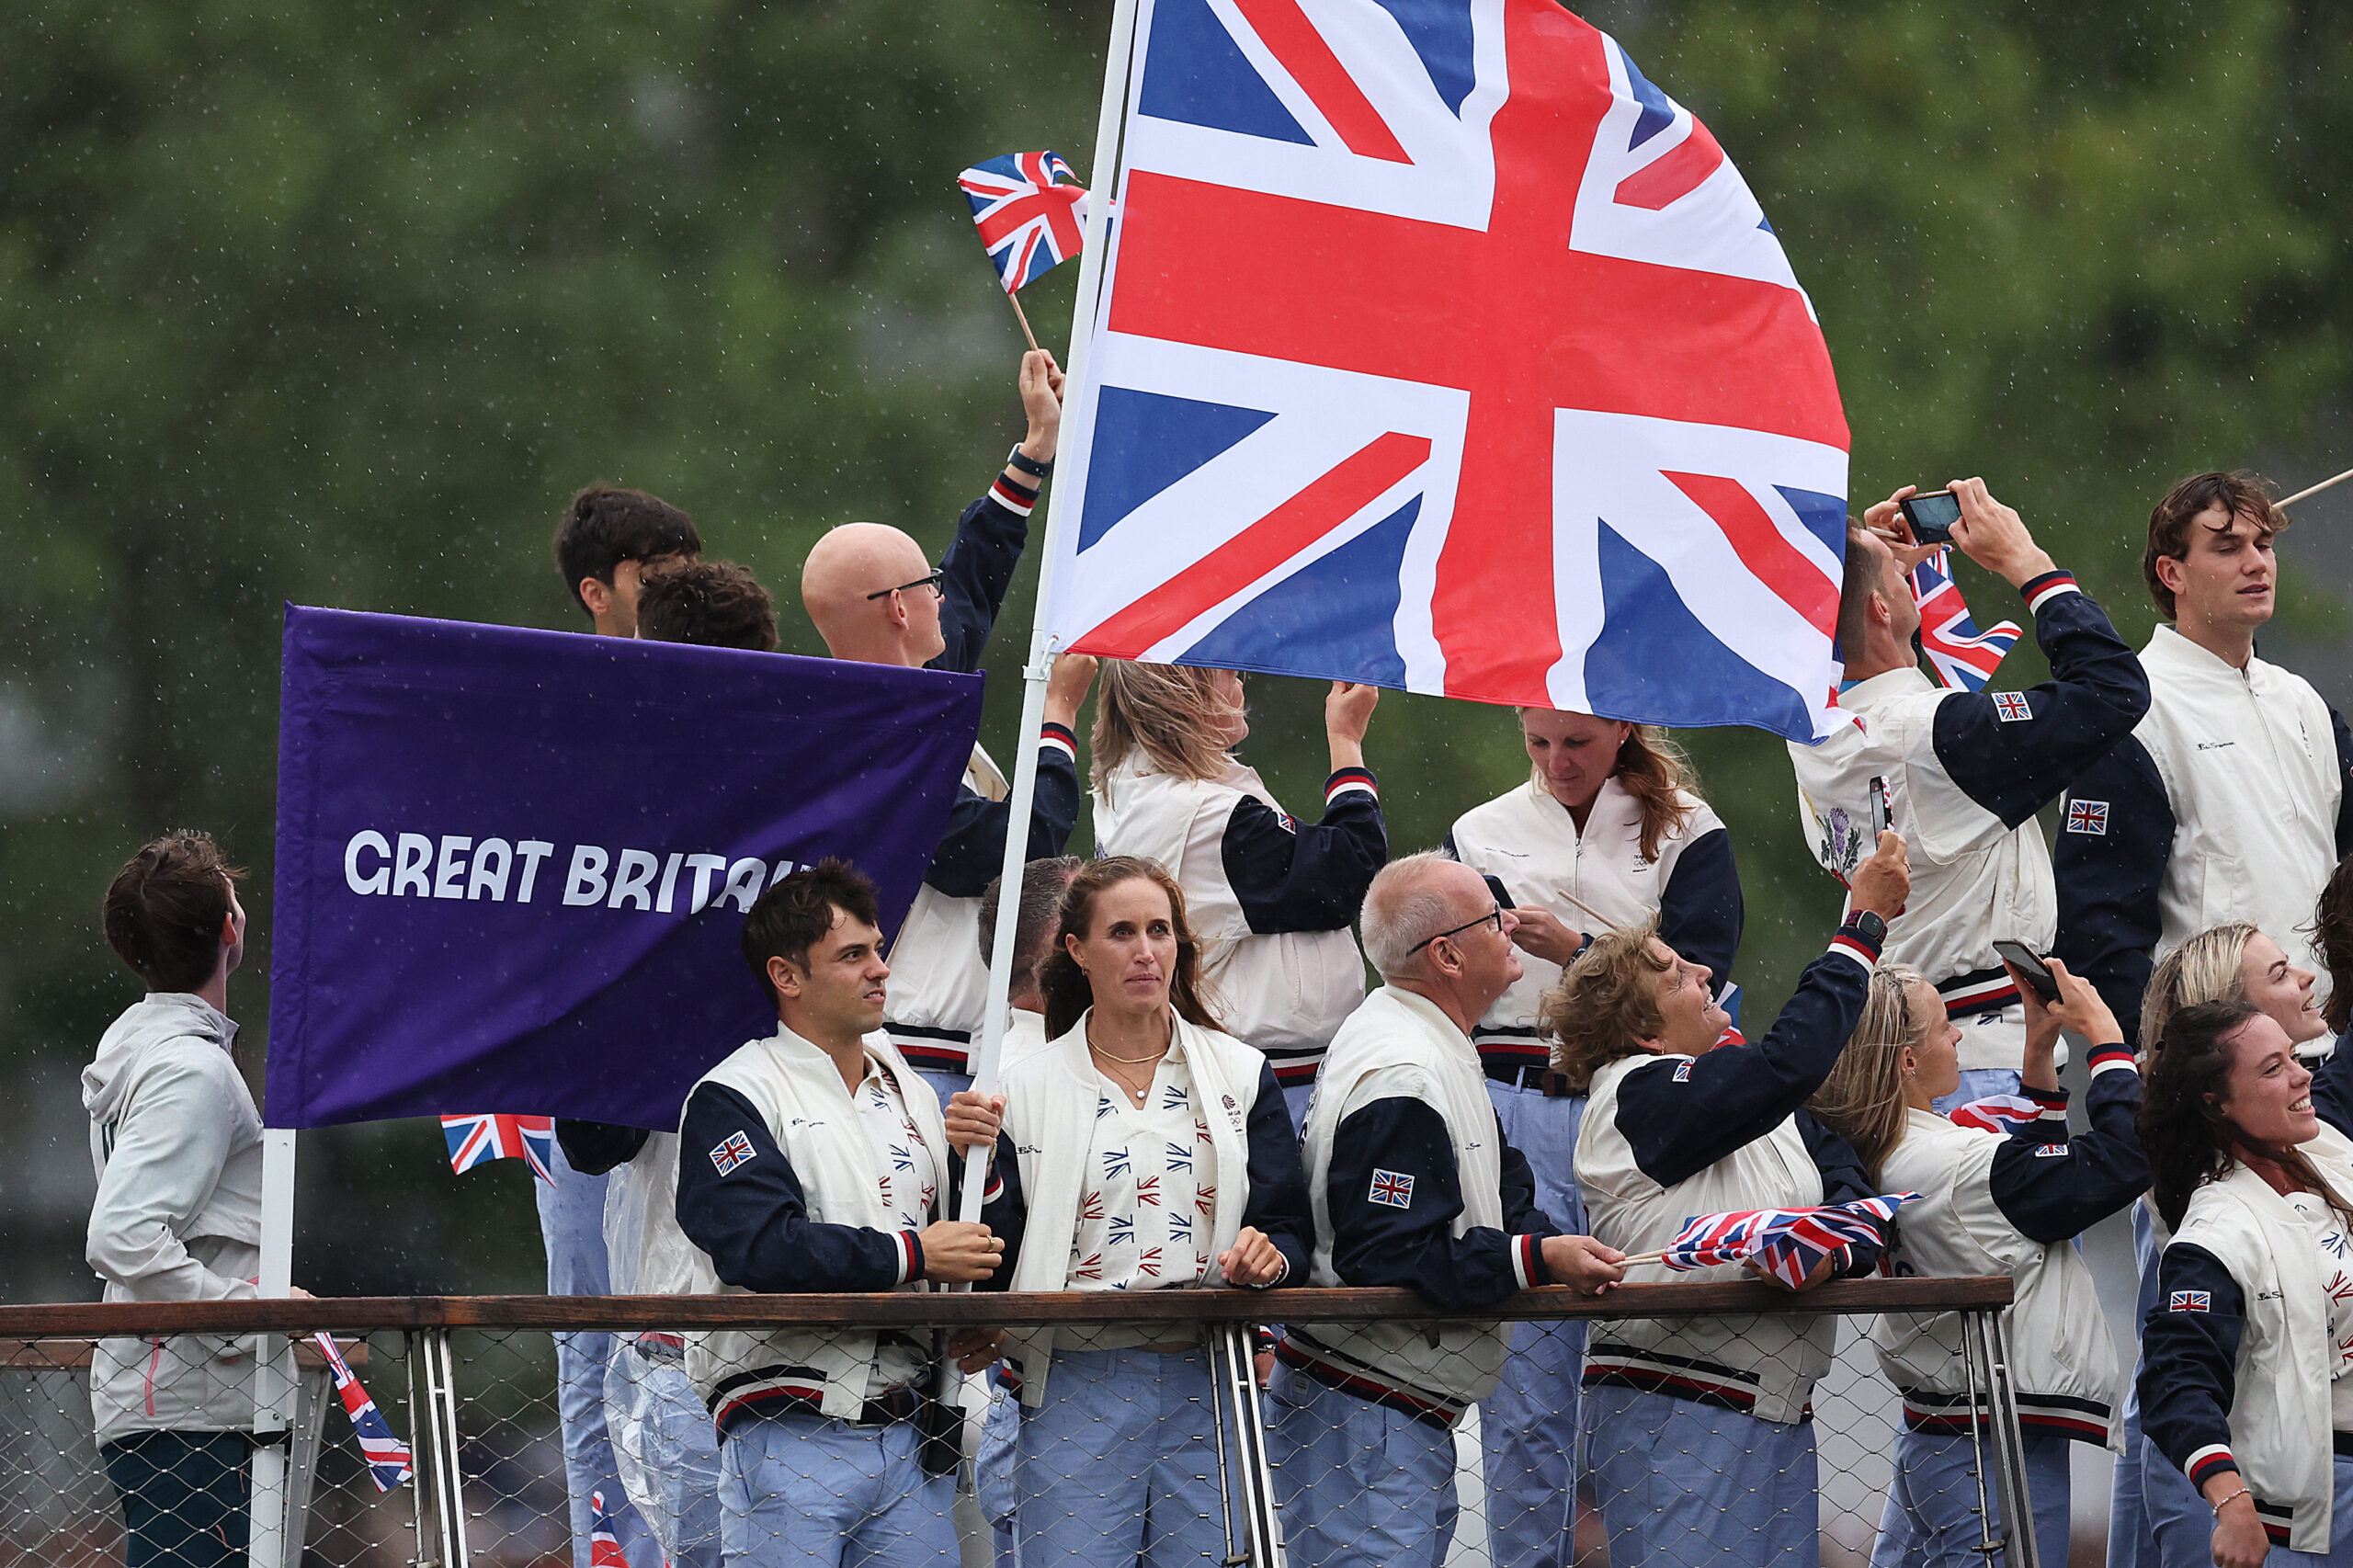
{"left": 1005, "top": 446, "right": 1053, "bottom": 480}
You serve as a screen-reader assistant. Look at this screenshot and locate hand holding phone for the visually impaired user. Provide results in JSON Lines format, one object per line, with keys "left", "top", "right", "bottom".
{"left": 1868, "top": 777, "right": 1892, "bottom": 841}
{"left": 1992, "top": 939, "right": 2061, "bottom": 1004}
{"left": 1899, "top": 489, "right": 1962, "bottom": 547}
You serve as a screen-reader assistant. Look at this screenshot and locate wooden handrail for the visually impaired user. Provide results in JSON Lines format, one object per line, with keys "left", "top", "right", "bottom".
{"left": 0, "top": 1276, "right": 2010, "bottom": 1339}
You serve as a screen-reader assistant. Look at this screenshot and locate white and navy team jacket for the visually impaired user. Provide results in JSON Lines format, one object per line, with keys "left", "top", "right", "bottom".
{"left": 1445, "top": 778, "right": 1741, "bottom": 1076}
{"left": 1871, "top": 1046, "right": 2145, "bottom": 1442}
{"left": 1094, "top": 755, "right": 1386, "bottom": 1093}
{"left": 671, "top": 1029, "right": 945, "bottom": 1437}
{"left": 1575, "top": 916, "right": 1890, "bottom": 1424}
{"left": 881, "top": 472, "right": 1082, "bottom": 1078}
{"left": 1790, "top": 571, "right": 2147, "bottom": 1035}
{"left": 2054, "top": 623, "right": 2353, "bottom": 1048}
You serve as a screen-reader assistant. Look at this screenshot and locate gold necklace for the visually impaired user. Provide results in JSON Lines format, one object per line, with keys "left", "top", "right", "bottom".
{"left": 1086, "top": 1017, "right": 1172, "bottom": 1065}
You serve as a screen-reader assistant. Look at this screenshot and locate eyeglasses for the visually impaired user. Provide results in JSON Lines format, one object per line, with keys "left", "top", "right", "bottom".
{"left": 865, "top": 568, "right": 945, "bottom": 601}
{"left": 1412, "top": 904, "right": 1506, "bottom": 954}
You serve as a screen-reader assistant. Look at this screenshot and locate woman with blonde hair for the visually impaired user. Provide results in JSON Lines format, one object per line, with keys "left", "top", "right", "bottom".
{"left": 949, "top": 856, "right": 1309, "bottom": 1567}
{"left": 1808, "top": 957, "right": 2143, "bottom": 1568}
{"left": 1445, "top": 708, "right": 1741, "bottom": 1566}
{"left": 1091, "top": 661, "right": 1386, "bottom": 1122}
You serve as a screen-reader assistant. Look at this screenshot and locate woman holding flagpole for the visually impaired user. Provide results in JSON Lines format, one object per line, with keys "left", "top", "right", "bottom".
{"left": 1090, "top": 662, "right": 1386, "bottom": 1124}
{"left": 946, "top": 856, "right": 1311, "bottom": 1568}
{"left": 1808, "top": 957, "right": 2145, "bottom": 1568}
{"left": 1553, "top": 829, "right": 1906, "bottom": 1568}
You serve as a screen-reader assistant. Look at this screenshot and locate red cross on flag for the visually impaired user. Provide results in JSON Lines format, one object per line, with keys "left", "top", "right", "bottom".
{"left": 1041, "top": 0, "right": 1852, "bottom": 740}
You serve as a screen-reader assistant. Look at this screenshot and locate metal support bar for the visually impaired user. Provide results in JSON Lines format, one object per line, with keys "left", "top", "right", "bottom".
{"left": 405, "top": 1331, "right": 439, "bottom": 1568}
{"left": 1959, "top": 1311, "right": 2000, "bottom": 1562}
{"left": 1208, "top": 1324, "right": 1285, "bottom": 1566}
{"left": 418, "top": 1328, "right": 472, "bottom": 1568}
{"left": 1980, "top": 1312, "right": 2041, "bottom": 1568}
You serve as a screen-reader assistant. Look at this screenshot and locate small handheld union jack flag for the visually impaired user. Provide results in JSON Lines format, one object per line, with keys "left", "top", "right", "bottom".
{"left": 439, "top": 1113, "right": 556, "bottom": 1184}
{"left": 958, "top": 151, "right": 1089, "bottom": 294}
{"left": 1907, "top": 548, "right": 2021, "bottom": 693}
{"left": 1946, "top": 1094, "right": 2043, "bottom": 1135}
{"left": 588, "top": 1489, "right": 631, "bottom": 1567}
{"left": 312, "top": 1333, "right": 413, "bottom": 1492}
{"left": 1648, "top": 1193, "right": 1919, "bottom": 1289}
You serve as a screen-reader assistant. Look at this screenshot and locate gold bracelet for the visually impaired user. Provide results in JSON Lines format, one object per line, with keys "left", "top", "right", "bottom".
{"left": 2208, "top": 1483, "right": 2250, "bottom": 1516}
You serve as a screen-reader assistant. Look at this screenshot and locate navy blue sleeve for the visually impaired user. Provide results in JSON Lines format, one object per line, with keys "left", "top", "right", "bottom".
{"left": 1241, "top": 1062, "right": 1313, "bottom": 1286}
{"left": 1985, "top": 1053, "right": 2150, "bottom": 1244}
{"left": 928, "top": 480, "right": 1035, "bottom": 676}
{"left": 555, "top": 1119, "right": 650, "bottom": 1176}
{"left": 2052, "top": 736, "right": 2173, "bottom": 1047}
{"left": 1325, "top": 1096, "right": 1552, "bottom": 1307}
{"left": 2335, "top": 708, "right": 2353, "bottom": 857}
{"left": 674, "top": 1083, "right": 922, "bottom": 1293}
{"left": 1794, "top": 1110, "right": 1889, "bottom": 1278}
{"left": 920, "top": 737, "right": 1082, "bottom": 898}
{"left": 2139, "top": 1243, "right": 2246, "bottom": 1486}
{"left": 963, "top": 1131, "right": 1027, "bottom": 1292}
{"left": 1655, "top": 826, "right": 1743, "bottom": 983}
{"left": 1611, "top": 923, "right": 1881, "bottom": 1188}
{"left": 1222, "top": 773, "right": 1388, "bottom": 935}
{"left": 1928, "top": 574, "right": 2152, "bottom": 826}
{"left": 2311, "top": 1043, "right": 2353, "bottom": 1142}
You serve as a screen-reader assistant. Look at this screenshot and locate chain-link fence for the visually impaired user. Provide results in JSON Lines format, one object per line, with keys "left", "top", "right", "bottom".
{"left": 0, "top": 1277, "right": 2029, "bottom": 1568}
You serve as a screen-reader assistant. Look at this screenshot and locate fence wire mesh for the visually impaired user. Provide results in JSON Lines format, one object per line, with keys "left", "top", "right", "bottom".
{"left": 0, "top": 1283, "right": 2036, "bottom": 1568}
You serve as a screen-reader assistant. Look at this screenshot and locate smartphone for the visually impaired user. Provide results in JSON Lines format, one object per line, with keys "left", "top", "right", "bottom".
{"left": 1868, "top": 776, "right": 1892, "bottom": 841}
{"left": 1899, "top": 489, "right": 1962, "bottom": 546}
{"left": 1992, "top": 939, "right": 2062, "bottom": 1004}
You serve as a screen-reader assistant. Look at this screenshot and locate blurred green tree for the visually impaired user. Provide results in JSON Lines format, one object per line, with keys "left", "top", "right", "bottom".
{"left": 1, "top": 0, "right": 2348, "bottom": 1297}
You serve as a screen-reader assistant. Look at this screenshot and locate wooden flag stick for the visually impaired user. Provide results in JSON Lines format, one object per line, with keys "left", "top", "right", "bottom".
{"left": 1006, "top": 287, "right": 1041, "bottom": 353}
{"left": 1554, "top": 889, "right": 1610, "bottom": 929}
{"left": 1617, "top": 1250, "right": 1671, "bottom": 1268}
{"left": 2283, "top": 464, "right": 2353, "bottom": 508}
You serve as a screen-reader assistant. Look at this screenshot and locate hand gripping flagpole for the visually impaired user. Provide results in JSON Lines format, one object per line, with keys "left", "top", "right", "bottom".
{"left": 958, "top": 0, "right": 1141, "bottom": 1227}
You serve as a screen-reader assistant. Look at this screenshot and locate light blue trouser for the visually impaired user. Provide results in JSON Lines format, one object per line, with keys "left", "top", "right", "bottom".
{"left": 1931, "top": 1066, "right": 2025, "bottom": 1119}
{"left": 976, "top": 1380, "right": 1020, "bottom": 1565}
{"left": 1580, "top": 1381, "right": 1818, "bottom": 1568}
{"left": 719, "top": 1412, "right": 957, "bottom": 1568}
{"left": 607, "top": 1342, "right": 723, "bottom": 1568}
{"left": 1481, "top": 1080, "right": 1586, "bottom": 1568}
{"left": 1013, "top": 1346, "right": 1228, "bottom": 1567}
{"left": 915, "top": 1069, "right": 972, "bottom": 1107}
{"left": 2112, "top": 1201, "right": 2216, "bottom": 1568}
{"left": 1871, "top": 1426, "right": 2071, "bottom": 1568}
{"left": 1266, "top": 1363, "right": 1459, "bottom": 1568}
{"left": 1283, "top": 1082, "right": 1314, "bottom": 1133}
{"left": 539, "top": 1141, "right": 660, "bottom": 1568}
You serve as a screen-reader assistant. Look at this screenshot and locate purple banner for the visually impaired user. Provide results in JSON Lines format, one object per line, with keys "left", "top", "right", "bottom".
{"left": 266, "top": 605, "right": 981, "bottom": 1131}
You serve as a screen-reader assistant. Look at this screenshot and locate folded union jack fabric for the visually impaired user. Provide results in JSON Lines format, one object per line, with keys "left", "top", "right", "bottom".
{"left": 1660, "top": 1192, "right": 1919, "bottom": 1289}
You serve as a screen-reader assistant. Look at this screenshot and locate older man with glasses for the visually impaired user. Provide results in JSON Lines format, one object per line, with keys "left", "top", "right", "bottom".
{"left": 797, "top": 348, "right": 1093, "bottom": 1108}
{"left": 1269, "top": 851, "right": 1629, "bottom": 1568}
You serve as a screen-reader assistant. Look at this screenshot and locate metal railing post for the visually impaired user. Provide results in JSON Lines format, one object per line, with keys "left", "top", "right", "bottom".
{"left": 1980, "top": 1312, "right": 2041, "bottom": 1568}
{"left": 1209, "top": 1322, "right": 1286, "bottom": 1566}
{"left": 417, "top": 1327, "right": 472, "bottom": 1568}
{"left": 1959, "top": 1310, "right": 2002, "bottom": 1562}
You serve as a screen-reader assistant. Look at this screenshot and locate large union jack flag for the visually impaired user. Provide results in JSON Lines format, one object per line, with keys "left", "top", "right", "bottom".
{"left": 960, "top": 152, "right": 1091, "bottom": 293}
{"left": 1908, "top": 546, "right": 2021, "bottom": 692}
{"left": 1040, "top": 0, "right": 1851, "bottom": 739}
{"left": 439, "top": 1112, "right": 555, "bottom": 1183}
{"left": 1658, "top": 1192, "right": 1916, "bottom": 1289}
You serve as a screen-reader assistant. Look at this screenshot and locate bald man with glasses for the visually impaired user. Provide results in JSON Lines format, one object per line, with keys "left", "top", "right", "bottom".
{"left": 799, "top": 349, "right": 1090, "bottom": 1105}
{"left": 1270, "top": 852, "right": 1627, "bottom": 1568}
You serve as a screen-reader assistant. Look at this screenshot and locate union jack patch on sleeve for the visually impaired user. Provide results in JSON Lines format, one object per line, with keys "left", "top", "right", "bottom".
{"left": 1369, "top": 1169, "right": 1415, "bottom": 1209}
{"left": 2065, "top": 799, "right": 2109, "bottom": 835}
{"left": 2033, "top": 1144, "right": 2067, "bottom": 1157}
{"left": 1991, "top": 691, "right": 2033, "bottom": 722}
{"left": 2169, "top": 1290, "right": 2211, "bottom": 1312}
{"left": 710, "top": 1131, "right": 757, "bottom": 1176}
{"left": 1672, "top": 1062, "right": 1693, "bottom": 1083}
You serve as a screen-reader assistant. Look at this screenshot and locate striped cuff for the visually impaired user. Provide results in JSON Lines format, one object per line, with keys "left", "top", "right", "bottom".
{"left": 1510, "top": 1233, "right": 1546, "bottom": 1290}
{"left": 2026, "top": 1085, "right": 2069, "bottom": 1108}
{"left": 2022, "top": 571, "right": 2079, "bottom": 615}
{"left": 1826, "top": 917, "right": 1883, "bottom": 971}
{"left": 982, "top": 1168, "right": 1006, "bottom": 1204}
{"left": 989, "top": 472, "right": 1040, "bottom": 517}
{"left": 1325, "top": 767, "right": 1378, "bottom": 807}
{"left": 2087, "top": 1044, "right": 2137, "bottom": 1077}
{"left": 2187, "top": 1445, "right": 2239, "bottom": 1488}
{"left": 893, "top": 1230, "right": 923, "bottom": 1286}
{"left": 1039, "top": 722, "right": 1076, "bottom": 763}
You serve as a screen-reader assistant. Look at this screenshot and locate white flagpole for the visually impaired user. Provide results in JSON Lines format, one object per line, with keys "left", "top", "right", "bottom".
{"left": 250, "top": 1127, "right": 299, "bottom": 1567}
{"left": 2283, "top": 464, "right": 2353, "bottom": 509}
{"left": 959, "top": 0, "right": 1142, "bottom": 1223}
